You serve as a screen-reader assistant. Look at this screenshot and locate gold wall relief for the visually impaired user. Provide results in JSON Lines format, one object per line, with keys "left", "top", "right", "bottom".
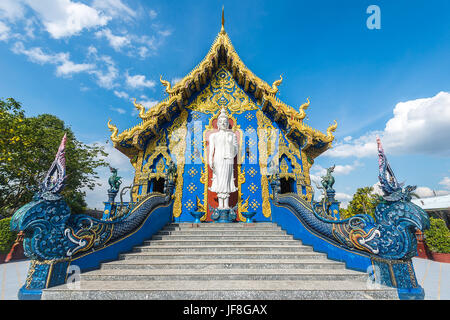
{"left": 186, "top": 66, "right": 258, "bottom": 115}
{"left": 277, "top": 132, "right": 309, "bottom": 197}
{"left": 236, "top": 164, "right": 248, "bottom": 222}
{"left": 132, "top": 150, "right": 145, "bottom": 201}
{"left": 168, "top": 110, "right": 188, "bottom": 217}
{"left": 256, "top": 110, "right": 273, "bottom": 218}
{"left": 300, "top": 150, "right": 313, "bottom": 201}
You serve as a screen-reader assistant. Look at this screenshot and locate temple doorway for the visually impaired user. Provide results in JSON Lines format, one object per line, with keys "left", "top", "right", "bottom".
{"left": 148, "top": 177, "right": 165, "bottom": 194}
{"left": 280, "top": 177, "right": 296, "bottom": 194}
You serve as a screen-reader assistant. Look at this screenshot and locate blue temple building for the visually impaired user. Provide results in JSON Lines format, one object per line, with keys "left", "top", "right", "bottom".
{"left": 10, "top": 12, "right": 430, "bottom": 300}
{"left": 106, "top": 19, "right": 338, "bottom": 223}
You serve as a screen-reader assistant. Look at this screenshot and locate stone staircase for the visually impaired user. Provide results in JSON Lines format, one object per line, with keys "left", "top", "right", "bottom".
{"left": 42, "top": 223, "right": 398, "bottom": 300}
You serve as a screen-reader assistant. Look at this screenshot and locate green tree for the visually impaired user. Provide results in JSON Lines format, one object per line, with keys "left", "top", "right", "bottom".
{"left": 0, "top": 98, "right": 108, "bottom": 216}
{"left": 341, "top": 187, "right": 381, "bottom": 219}
{"left": 424, "top": 217, "right": 450, "bottom": 253}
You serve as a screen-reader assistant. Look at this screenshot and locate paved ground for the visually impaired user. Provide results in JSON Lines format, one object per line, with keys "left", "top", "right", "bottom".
{"left": 412, "top": 257, "right": 450, "bottom": 300}
{"left": 0, "top": 259, "right": 28, "bottom": 300}
{"left": 1, "top": 257, "right": 448, "bottom": 300}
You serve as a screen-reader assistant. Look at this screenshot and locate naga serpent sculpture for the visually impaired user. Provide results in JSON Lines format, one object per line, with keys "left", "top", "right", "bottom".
{"left": 11, "top": 135, "right": 173, "bottom": 260}
{"left": 272, "top": 137, "right": 429, "bottom": 260}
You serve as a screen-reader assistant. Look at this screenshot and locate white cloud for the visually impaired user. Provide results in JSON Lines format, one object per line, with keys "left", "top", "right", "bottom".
{"left": 114, "top": 90, "right": 129, "bottom": 99}
{"left": 87, "top": 47, "right": 119, "bottom": 89}
{"left": 415, "top": 187, "right": 450, "bottom": 198}
{"left": 325, "top": 92, "right": 450, "bottom": 158}
{"left": 439, "top": 177, "right": 450, "bottom": 190}
{"left": 125, "top": 72, "right": 156, "bottom": 89}
{"left": 311, "top": 161, "right": 361, "bottom": 177}
{"left": 0, "top": 0, "right": 25, "bottom": 21}
{"left": 137, "top": 46, "right": 149, "bottom": 59}
{"left": 157, "top": 29, "right": 172, "bottom": 37}
{"left": 23, "top": 18, "right": 36, "bottom": 39}
{"left": 110, "top": 107, "right": 126, "bottom": 114}
{"left": 372, "top": 181, "right": 450, "bottom": 198}
{"left": 0, "top": 21, "right": 11, "bottom": 41}
{"left": 149, "top": 9, "right": 157, "bottom": 19}
{"left": 95, "top": 28, "right": 130, "bottom": 51}
{"left": 372, "top": 182, "right": 384, "bottom": 196}
{"left": 12, "top": 42, "right": 53, "bottom": 63}
{"left": 335, "top": 192, "right": 352, "bottom": 208}
{"left": 23, "top": 0, "right": 110, "bottom": 39}
{"left": 12, "top": 41, "right": 94, "bottom": 77}
{"left": 56, "top": 57, "right": 94, "bottom": 77}
{"left": 92, "top": 0, "right": 136, "bottom": 20}
{"left": 133, "top": 95, "right": 158, "bottom": 114}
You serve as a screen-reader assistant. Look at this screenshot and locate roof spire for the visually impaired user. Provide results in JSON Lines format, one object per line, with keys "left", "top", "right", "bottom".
{"left": 220, "top": 6, "right": 226, "bottom": 34}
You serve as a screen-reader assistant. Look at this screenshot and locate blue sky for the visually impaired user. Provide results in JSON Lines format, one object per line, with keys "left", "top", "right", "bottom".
{"left": 0, "top": 0, "right": 449, "bottom": 209}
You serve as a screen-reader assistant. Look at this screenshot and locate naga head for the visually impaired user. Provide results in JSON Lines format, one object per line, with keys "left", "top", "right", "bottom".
{"left": 10, "top": 134, "right": 72, "bottom": 260}
{"left": 377, "top": 137, "right": 417, "bottom": 202}
{"left": 373, "top": 137, "right": 430, "bottom": 259}
{"left": 39, "top": 133, "right": 67, "bottom": 197}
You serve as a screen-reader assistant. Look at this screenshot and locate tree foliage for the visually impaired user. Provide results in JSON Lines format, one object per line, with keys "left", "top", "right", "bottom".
{"left": 424, "top": 217, "right": 450, "bottom": 253}
{"left": 0, "top": 218, "right": 17, "bottom": 254}
{"left": 340, "top": 187, "right": 382, "bottom": 219}
{"left": 0, "top": 98, "right": 108, "bottom": 216}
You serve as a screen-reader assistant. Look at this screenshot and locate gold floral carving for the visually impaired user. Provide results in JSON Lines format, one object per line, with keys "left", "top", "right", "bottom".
{"left": 256, "top": 110, "right": 273, "bottom": 218}
{"left": 186, "top": 66, "right": 258, "bottom": 115}
{"left": 167, "top": 110, "right": 188, "bottom": 217}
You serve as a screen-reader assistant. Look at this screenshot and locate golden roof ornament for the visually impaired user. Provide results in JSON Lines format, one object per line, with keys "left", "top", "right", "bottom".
{"left": 269, "top": 75, "right": 283, "bottom": 95}
{"left": 298, "top": 97, "right": 310, "bottom": 121}
{"left": 132, "top": 98, "right": 147, "bottom": 120}
{"left": 220, "top": 6, "right": 226, "bottom": 34}
{"left": 107, "top": 119, "right": 120, "bottom": 143}
{"left": 160, "top": 75, "right": 175, "bottom": 95}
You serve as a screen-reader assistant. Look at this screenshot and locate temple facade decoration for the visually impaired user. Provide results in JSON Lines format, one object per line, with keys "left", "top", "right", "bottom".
{"left": 107, "top": 22, "right": 337, "bottom": 223}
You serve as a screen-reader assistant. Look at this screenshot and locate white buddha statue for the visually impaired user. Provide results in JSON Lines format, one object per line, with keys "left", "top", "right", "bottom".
{"left": 208, "top": 108, "right": 238, "bottom": 209}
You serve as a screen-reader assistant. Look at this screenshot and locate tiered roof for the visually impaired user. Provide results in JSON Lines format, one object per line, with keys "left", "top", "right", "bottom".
{"left": 108, "top": 11, "right": 337, "bottom": 161}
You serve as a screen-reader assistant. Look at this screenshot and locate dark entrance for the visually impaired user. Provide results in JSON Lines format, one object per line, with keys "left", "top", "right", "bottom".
{"left": 149, "top": 178, "right": 165, "bottom": 193}
{"left": 280, "top": 177, "right": 296, "bottom": 194}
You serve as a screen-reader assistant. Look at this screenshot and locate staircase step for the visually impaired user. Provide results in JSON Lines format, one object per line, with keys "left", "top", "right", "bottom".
{"left": 42, "top": 222, "right": 398, "bottom": 300}
{"left": 80, "top": 268, "right": 367, "bottom": 282}
{"left": 156, "top": 230, "right": 287, "bottom": 236}
{"left": 100, "top": 259, "right": 346, "bottom": 270}
{"left": 42, "top": 280, "right": 398, "bottom": 300}
{"left": 132, "top": 245, "right": 312, "bottom": 253}
{"left": 119, "top": 252, "right": 326, "bottom": 260}
{"left": 143, "top": 239, "right": 302, "bottom": 246}
{"left": 167, "top": 223, "right": 278, "bottom": 229}
{"left": 151, "top": 235, "right": 293, "bottom": 240}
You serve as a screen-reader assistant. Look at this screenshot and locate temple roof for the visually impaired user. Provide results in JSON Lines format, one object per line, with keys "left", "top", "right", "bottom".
{"left": 108, "top": 13, "right": 337, "bottom": 163}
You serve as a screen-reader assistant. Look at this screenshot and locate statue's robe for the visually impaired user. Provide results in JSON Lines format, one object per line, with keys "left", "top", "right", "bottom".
{"left": 208, "top": 129, "right": 238, "bottom": 197}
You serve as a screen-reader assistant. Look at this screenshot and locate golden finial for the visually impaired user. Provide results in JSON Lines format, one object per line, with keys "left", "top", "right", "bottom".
{"left": 297, "top": 97, "right": 310, "bottom": 121}
{"left": 269, "top": 74, "right": 283, "bottom": 95}
{"left": 107, "top": 119, "right": 120, "bottom": 142}
{"left": 132, "top": 98, "right": 147, "bottom": 119}
{"left": 324, "top": 120, "right": 338, "bottom": 142}
{"left": 160, "top": 75, "right": 175, "bottom": 94}
{"left": 220, "top": 6, "right": 226, "bottom": 34}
